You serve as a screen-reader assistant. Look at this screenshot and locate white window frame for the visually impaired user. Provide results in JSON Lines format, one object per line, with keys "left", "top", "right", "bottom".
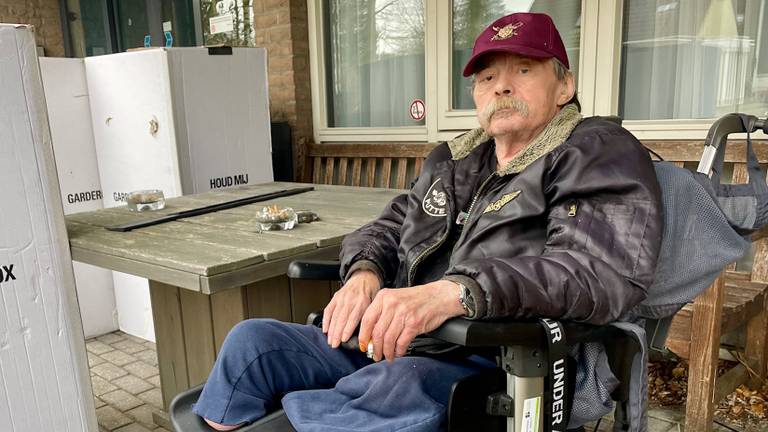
{"left": 307, "top": 0, "right": 765, "bottom": 144}
{"left": 306, "top": 0, "right": 429, "bottom": 143}
{"left": 752, "top": 0, "right": 768, "bottom": 108}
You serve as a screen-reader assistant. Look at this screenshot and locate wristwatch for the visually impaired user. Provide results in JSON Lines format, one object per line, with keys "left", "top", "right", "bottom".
{"left": 457, "top": 282, "right": 476, "bottom": 318}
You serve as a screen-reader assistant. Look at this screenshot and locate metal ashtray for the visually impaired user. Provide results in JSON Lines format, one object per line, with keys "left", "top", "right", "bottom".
{"left": 255, "top": 205, "right": 297, "bottom": 231}
{"left": 126, "top": 189, "right": 166, "bottom": 212}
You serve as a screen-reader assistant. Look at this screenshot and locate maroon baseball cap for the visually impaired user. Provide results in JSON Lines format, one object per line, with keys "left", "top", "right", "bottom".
{"left": 462, "top": 12, "right": 569, "bottom": 77}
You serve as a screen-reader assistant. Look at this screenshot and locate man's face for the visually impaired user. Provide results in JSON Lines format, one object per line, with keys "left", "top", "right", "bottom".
{"left": 472, "top": 53, "right": 574, "bottom": 138}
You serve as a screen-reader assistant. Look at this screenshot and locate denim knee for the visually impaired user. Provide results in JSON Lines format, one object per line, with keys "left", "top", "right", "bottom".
{"left": 195, "top": 318, "right": 365, "bottom": 426}
{"left": 220, "top": 318, "right": 287, "bottom": 356}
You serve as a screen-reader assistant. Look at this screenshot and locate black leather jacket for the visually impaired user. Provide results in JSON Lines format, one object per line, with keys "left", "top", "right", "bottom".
{"left": 339, "top": 116, "right": 663, "bottom": 325}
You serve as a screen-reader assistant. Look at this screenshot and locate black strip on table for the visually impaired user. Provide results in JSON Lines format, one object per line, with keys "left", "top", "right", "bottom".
{"left": 105, "top": 187, "right": 315, "bottom": 232}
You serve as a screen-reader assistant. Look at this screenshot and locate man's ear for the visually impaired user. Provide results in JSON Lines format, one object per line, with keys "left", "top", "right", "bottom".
{"left": 557, "top": 74, "right": 576, "bottom": 106}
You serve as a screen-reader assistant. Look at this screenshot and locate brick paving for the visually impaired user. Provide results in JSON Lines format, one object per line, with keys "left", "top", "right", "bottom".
{"left": 86, "top": 331, "right": 170, "bottom": 432}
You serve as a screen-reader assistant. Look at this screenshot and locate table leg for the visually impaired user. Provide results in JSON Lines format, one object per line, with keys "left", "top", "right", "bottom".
{"left": 149, "top": 281, "right": 249, "bottom": 409}
{"left": 243, "top": 276, "right": 292, "bottom": 322}
{"left": 149, "top": 275, "right": 336, "bottom": 409}
{"left": 149, "top": 281, "right": 190, "bottom": 410}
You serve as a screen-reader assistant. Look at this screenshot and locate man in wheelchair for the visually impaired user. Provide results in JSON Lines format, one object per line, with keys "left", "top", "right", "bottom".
{"left": 193, "top": 12, "right": 663, "bottom": 432}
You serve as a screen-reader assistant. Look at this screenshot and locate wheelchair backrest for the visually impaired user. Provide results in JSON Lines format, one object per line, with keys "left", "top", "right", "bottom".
{"left": 632, "top": 162, "right": 749, "bottom": 320}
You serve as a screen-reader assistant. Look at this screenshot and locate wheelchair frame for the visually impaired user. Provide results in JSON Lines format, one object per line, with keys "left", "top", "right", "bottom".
{"left": 170, "top": 260, "right": 641, "bottom": 432}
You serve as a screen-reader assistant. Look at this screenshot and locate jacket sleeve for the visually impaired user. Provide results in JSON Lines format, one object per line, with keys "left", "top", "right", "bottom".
{"left": 445, "top": 129, "right": 663, "bottom": 324}
{"left": 339, "top": 144, "right": 453, "bottom": 285}
{"left": 338, "top": 193, "right": 407, "bottom": 285}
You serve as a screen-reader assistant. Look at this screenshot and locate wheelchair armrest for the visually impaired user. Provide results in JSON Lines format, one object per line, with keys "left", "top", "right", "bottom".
{"left": 431, "top": 318, "right": 638, "bottom": 402}
{"left": 287, "top": 260, "right": 341, "bottom": 280}
{"left": 428, "top": 318, "right": 611, "bottom": 349}
{"left": 428, "top": 318, "right": 546, "bottom": 348}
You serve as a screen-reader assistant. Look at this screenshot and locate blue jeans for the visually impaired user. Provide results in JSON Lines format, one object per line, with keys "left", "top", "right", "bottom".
{"left": 193, "top": 319, "right": 495, "bottom": 431}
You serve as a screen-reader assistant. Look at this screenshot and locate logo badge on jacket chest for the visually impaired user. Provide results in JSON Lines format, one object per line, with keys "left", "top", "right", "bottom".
{"left": 483, "top": 191, "right": 521, "bottom": 214}
{"left": 422, "top": 179, "right": 448, "bottom": 217}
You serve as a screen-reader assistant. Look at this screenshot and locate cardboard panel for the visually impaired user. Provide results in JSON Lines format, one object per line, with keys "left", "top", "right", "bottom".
{"left": 40, "top": 57, "right": 118, "bottom": 338}
{"left": 166, "top": 47, "right": 274, "bottom": 193}
{"left": 0, "top": 24, "right": 97, "bottom": 432}
{"left": 85, "top": 49, "right": 183, "bottom": 207}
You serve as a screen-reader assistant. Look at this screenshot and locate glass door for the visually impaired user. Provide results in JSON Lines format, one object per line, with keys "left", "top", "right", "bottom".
{"left": 161, "top": 0, "right": 197, "bottom": 47}
{"left": 115, "top": 0, "right": 157, "bottom": 50}
{"left": 66, "top": 0, "right": 199, "bottom": 56}
{"left": 65, "top": 0, "right": 114, "bottom": 57}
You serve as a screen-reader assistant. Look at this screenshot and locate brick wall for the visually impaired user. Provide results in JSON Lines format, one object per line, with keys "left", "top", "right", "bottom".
{"left": 0, "top": 0, "right": 65, "bottom": 57}
{"left": 253, "top": 0, "right": 313, "bottom": 181}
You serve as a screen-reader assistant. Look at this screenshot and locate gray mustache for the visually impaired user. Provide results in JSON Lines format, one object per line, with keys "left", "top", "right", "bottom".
{"left": 481, "top": 97, "right": 529, "bottom": 123}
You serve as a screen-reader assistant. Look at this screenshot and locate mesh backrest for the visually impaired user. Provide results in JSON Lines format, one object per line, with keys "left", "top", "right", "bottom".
{"left": 632, "top": 162, "right": 749, "bottom": 318}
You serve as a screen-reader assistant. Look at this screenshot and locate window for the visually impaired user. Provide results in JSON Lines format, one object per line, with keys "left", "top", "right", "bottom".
{"left": 201, "top": 0, "right": 256, "bottom": 47}
{"left": 66, "top": 0, "right": 113, "bottom": 56}
{"left": 309, "top": 0, "right": 766, "bottom": 143}
{"left": 66, "top": 0, "right": 199, "bottom": 56}
{"left": 451, "top": 0, "right": 582, "bottom": 110}
{"left": 324, "top": 0, "right": 426, "bottom": 128}
{"left": 620, "top": 0, "right": 768, "bottom": 121}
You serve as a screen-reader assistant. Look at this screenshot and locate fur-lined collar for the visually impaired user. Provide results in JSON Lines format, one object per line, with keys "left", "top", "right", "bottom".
{"left": 447, "top": 104, "right": 582, "bottom": 175}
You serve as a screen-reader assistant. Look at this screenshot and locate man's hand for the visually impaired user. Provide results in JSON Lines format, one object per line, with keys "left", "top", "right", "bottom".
{"left": 357, "top": 280, "right": 466, "bottom": 363}
{"left": 323, "top": 269, "right": 381, "bottom": 348}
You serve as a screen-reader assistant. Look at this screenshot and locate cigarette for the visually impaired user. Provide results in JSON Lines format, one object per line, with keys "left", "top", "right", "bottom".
{"left": 366, "top": 341, "right": 375, "bottom": 359}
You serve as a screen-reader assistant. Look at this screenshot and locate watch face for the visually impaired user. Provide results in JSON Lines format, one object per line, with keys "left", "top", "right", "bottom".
{"left": 460, "top": 285, "right": 475, "bottom": 315}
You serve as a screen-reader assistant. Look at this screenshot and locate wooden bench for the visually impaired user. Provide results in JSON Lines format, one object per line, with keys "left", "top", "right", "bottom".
{"left": 305, "top": 142, "right": 435, "bottom": 188}
{"left": 306, "top": 139, "right": 768, "bottom": 431}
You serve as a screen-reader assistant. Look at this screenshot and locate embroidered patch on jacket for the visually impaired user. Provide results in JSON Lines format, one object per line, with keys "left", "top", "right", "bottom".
{"left": 483, "top": 191, "right": 521, "bottom": 214}
{"left": 422, "top": 179, "right": 448, "bottom": 217}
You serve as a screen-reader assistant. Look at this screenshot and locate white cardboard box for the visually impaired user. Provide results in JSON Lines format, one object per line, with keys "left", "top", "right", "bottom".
{"left": 0, "top": 24, "right": 97, "bottom": 431}
{"left": 83, "top": 47, "right": 274, "bottom": 341}
{"left": 85, "top": 47, "right": 274, "bottom": 202}
{"left": 39, "top": 57, "right": 118, "bottom": 339}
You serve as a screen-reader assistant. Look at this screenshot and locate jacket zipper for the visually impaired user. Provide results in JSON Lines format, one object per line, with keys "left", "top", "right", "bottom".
{"left": 407, "top": 225, "right": 451, "bottom": 286}
{"left": 450, "top": 173, "right": 497, "bottom": 256}
{"left": 407, "top": 172, "right": 497, "bottom": 286}
{"left": 453, "top": 173, "right": 496, "bottom": 245}
{"left": 568, "top": 202, "right": 578, "bottom": 217}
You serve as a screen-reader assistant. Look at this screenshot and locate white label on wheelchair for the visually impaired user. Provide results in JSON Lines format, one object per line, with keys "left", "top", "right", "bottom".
{"left": 522, "top": 396, "right": 541, "bottom": 432}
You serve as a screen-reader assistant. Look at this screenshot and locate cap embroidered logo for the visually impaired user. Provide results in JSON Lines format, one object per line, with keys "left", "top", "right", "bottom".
{"left": 491, "top": 22, "right": 524, "bottom": 41}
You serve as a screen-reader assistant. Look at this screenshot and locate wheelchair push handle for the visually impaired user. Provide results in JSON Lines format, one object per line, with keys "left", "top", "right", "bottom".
{"left": 697, "top": 113, "right": 767, "bottom": 175}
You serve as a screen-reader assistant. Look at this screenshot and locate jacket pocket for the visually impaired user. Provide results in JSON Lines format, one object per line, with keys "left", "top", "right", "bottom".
{"left": 549, "top": 199, "right": 650, "bottom": 278}
{"left": 548, "top": 200, "right": 596, "bottom": 251}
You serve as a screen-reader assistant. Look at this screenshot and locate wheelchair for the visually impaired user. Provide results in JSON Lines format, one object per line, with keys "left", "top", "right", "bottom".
{"left": 168, "top": 113, "right": 768, "bottom": 432}
{"left": 169, "top": 259, "right": 640, "bottom": 432}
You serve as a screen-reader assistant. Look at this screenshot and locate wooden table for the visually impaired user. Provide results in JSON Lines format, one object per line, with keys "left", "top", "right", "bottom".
{"left": 65, "top": 182, "right": 402, "bottom": 409}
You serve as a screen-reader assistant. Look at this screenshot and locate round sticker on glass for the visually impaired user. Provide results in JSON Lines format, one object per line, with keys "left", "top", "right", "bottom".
{"left": 409, "top": 99, "right": 426, "bottom": 121}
